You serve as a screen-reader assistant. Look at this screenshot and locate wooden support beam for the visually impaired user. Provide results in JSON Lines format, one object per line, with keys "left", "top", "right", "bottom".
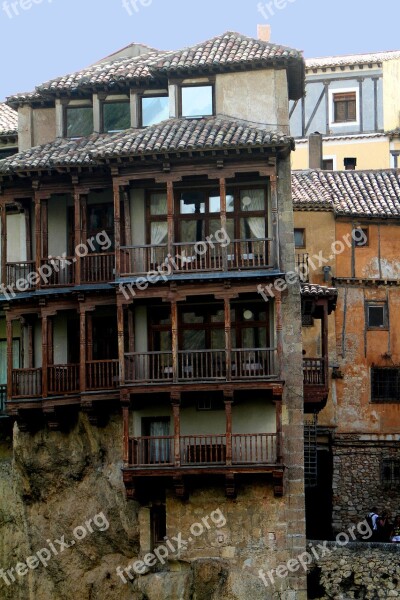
{"left": 167, "top": 180, "right": 174, "bottom": 258}
{"left": 87, "top": 312, "right": 93, "bottom": 362}
{"left": 171, "top": 300, "right": 178, "bottom": 383}
{"left": 322, "top": 302, "right": 329, "bottom": 387}
{"left": 1, "top": 205, "right": 6, "bottom": 287}
{"left": 123, "top": 188, "right": 132, "bottom": 246}
{"left": 34, "top": 195, "right": 42, "bottom": 284}
{"left": 113, "top": 182, "right": 121, "bottom": 278}
{"left": 172, "top": 395, "right": 181, "bottom": 467}
{"left": 48, "top": 317, "right": 54, "bottom": 366}
{"left": 224, "top": 296, "right": 232, "bottom": 382}
{"left": 270, "top": 174, "right": 279, "bottom": 270}
{"left": 28, "top": 323, "right": 33, "bottom": 369}
{"left": 275, "top": 399, "right": 283, "bottom": 464}
{"left": 224, "top": 395, "right": 233, "bottom": 466}
{"left": 122, "top": 391, "right": 130, "bottom": 466}
{"left": 117, "top": 303, "right": 125, "bottom": 386}
{"left": 42, "top": 315, "right": 48, "bottom": 398}
{"left": 25, "top": 206, "right": 32, "bottom": 262}
{"left": 6, "top": 317, "right": 13, "bottom": 400}
{"left": 128, "top": 307, "right": 135, "bottom": 354}
{"left": 74, "top": 191, "right": 82, "bottom": 285}
{"left": 275, "top": 292, "right": 283, "bottom": 379}
{"left": 42, "top": 199, "right": 48, "bottom": 260}
{"left": 79, "top": 308, "right": 86, "bottom": 393}
{"left": 219, "top": 178, "right": 228, "bottom": 271}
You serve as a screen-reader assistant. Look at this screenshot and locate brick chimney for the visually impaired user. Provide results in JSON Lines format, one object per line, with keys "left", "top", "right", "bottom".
{"left": 257, "top": 24, "right": 271, "bottom": 42}
{"left": 309, "top": 132, "right": 323, "bottom": 170}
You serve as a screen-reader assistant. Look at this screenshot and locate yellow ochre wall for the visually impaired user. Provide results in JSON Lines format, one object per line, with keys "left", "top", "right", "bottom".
{"left": 291, "top": 138, "right": 391, "bottom": 171}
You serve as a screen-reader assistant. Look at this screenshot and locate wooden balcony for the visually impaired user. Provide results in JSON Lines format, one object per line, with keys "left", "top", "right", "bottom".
{"left": 40, "top": 258, "right": 75, "bottom": 287}
{"left": 86, "top": 360, "right": 119, "bottom": 390}
{"left": 81, "top": 253, "right": 115, "bottom": 284}
{"left": 11, "top": 368, "right": 42, "bottom": 398}
{"left": 6, "top": 261, "right": 36, "bottom": 289}
{"left": 128, "top": 433, "right": 278, "bottom": 468}
{"left": 48, "top": 364, "right": 80, "bottom": 395}
{"left": 303, "top": 357, "right": 329, "bottom": 412}
{"left": 125, "top": 348, "right": 278, "bottom": 384}
{"left": 120, "top": 238, "right": 273, "bottom": 277}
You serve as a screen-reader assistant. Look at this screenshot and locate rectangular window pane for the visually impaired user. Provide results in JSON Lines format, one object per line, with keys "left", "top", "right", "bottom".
{"left": 150, "top": 193, "right": 167, "bottom": 216}
{"left": 142, "top": 96, "right": 169, "bottom": 127}
{"left": 240, "top": 217, "right": 265, "bottom": 240}
{"left": 66, "top": 107, "right": 93, "bottom": 138}
{"left": 180, "top": 192, "right": 205, "bottom": 214}
{"left": 368, "top": 306, "right": 385, "bottom": 328}
{"left": 180, "top": 220, "right": 205, "bottom": 243}
{"left": 372, "top": 368, "right": 400, "bottom": 402}
{"left": 240, "top": 189, "right": 265, "bottom": 212}
{"left": 181, "top": 86, "right": 213, "bottom": 118}
{"left": 103, "top": 102, "right": 130, "bottom": 132}
{"left": 209, "top": 195, "right": 221, "bottom": 213}
{"left": 294, "top": 229, "right": 305, "bottom": 248}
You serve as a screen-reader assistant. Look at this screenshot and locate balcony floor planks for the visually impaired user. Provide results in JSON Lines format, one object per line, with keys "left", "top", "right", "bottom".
{"left": 123, "top": 464, "right": 284, "bottom": 478}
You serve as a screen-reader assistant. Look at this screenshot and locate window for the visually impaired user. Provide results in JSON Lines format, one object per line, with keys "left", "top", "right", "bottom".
{"left": 381, "top": 459, "right": 400, "bottom": 487}
{"left": 177, "top": 190, "right": 224, "bottom": 244}
{"left": 0, "top": 148, "right": 18, "bottom": 160}
{"left": 371, "top": 368, "right": 400, "bottom": 403}
{"left": 150, "top": 505, "right": 167, "bottom": 548}
{"left": 294, "top": 228, "right": 306, "bottom": 248}
{"left": 102, "top": 101, "right": 130, "bottom": 132}
{"left": 366, "top": 302, "right": 388, "bottom": 329}
{"left": 65, "top": 106, "right": 93, "bottom": 138}
{"left": 353, "top": 227, "right": 369, "bottom": 247}
{"left": 322, "top": 159, "right": 334, "bottom": 171}
{"left": 87, "top": 204, "right": 115, "bottom": 251}
{"left": 141, "top": 95, "right": 169, "bottom": 127}
{"left": 333, "top": 92, "right": 357, "bottom": 123}
{"left": 181, "top": 85, "right": 214, "bottom": 118}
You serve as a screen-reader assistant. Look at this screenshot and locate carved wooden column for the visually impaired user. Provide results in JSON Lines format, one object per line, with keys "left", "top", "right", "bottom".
{"left": 167, "top": 180, "right": 174, "bottom": 258}
{"left": 41, "top": 315, "right": 48, "bottom": 398}
{"left": 171, "top": 299, "right": 178, "bottom": 383}
{"left": 117, "top": 302, "right": 125, "bottom": 386}
{"left": 219, "top": 178, "right": 228, "bottom": 271}
{"left": 172, "top": 394, "right": 181, "bottom": 467}
{"left": 321, "top": 302, "right": 329, "bottom": 386}
{"left": 79, "top": 306, "right": 87, "bottom": 393}
{"left": 224, "top": 296, "right": 232, "bottom": 381}
{"left": 28, "top": 323, "right": 33, "bottom": 369}
{"left": 122, "top": 391, "right": 130, "bottom": 466}
{"left": 6, "top": 316, "right": 13, "bottom": 400}
{"left": 47, "top": 317, "right": 54, "bottom": 366}
{"left": 1, "top": 204, "right": 7, "bottom": 287}
{"left": 113, "top": 182, "right": 121, "bottom": 278}
{"left": 34, "top": 193, "right": 42, "bottom": 283}
{"left": 42, "top": 199, "right": 48, "bottom": 261}
{"left": 123, "top": 188, "right": 132, "bottom": 246}
{"left": 25, "top": 205, "right": 32, "bottom": 263}
{"left": 270, "top": 174, "right": 279, "bottom": 270}
{"left": 127, "top": 307, "right": 135, "bottom": 354}
{"left": 275, "top": 291, "right": 283, "bottom": 379}
{"left": 87, "top": 312, "right": 93, "bottom": 362}
{"left": 224, "top": 393, "right": 233, "bottom": 466}
{"left": 74, "top": 191, "right": 82, "bottom": 285}
{"left": 275, "top": 399, "right": 283, "bottom": 464}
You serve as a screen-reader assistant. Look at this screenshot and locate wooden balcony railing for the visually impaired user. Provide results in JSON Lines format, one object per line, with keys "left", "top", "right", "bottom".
{"left": 125, "top": 348, "right": 278, "bottom": 384}
{"left": 303, "top": 358, "right": 327, "bottom": 386}
{"left": 81, "top": 253, "right": 115, "bottom": 283}
{"left": 11, "top": 368, "right": 42, "bottom": 398}
{"left": 48, "top": 364, "right": 80, "bottom": 395}
{"left": 6, "top": 261, "right": 36, "bottom": 289}
{"left": 172, "top": 242, "right": 224, "bottom": 272}
{"left": 227, "top": 238, "right": 272, "bottom": 270}
{"left": 121, "top": 244, "right": 168, "bottom": 276}
{"left": 40, "top": 258, "right": 75, "bottom": 287}
{"left": 86, "top": 360, "right": 119, "bottom": 390}
{"left": 128, "top": 433, "right": 277, "bottom": 468}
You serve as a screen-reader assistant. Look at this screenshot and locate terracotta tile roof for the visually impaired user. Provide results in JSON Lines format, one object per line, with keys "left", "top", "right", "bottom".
{"left": 7, "top": 32, "right": 304, "bottom": 103}
{"left": 0, "top": 117, "right": 294, "bottom": 175}
{"left": 292, "top": 170, "right": 400, "bottom": 218}
{"left": 301, "top": 283, "right": 338, "bottom": 298}
{"left": 0, "top": 103, "right": 18, "bottom": 136}
{"left": 306, "top": 50, "right": 400, "bottom": 70}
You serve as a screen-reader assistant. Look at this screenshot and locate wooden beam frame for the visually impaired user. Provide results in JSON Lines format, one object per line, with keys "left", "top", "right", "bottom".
{"left": 1, "top": 205, "right": 6, "bottom": 287}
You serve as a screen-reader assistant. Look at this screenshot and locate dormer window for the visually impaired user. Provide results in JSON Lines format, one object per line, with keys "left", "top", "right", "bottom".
{"left": 65, "top": 105, "right": 93, "bottom": 138}
{"left": 102, "top": 100, "right": 131, "bottom": 133}
{"left": 141, "top": 94, "right": 169, "bottom": 127}
{"left": 180, "top": 85, "right": 214, "bottom": 118}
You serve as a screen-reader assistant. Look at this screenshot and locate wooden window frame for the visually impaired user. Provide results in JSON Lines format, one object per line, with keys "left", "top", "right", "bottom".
{"left": 178, "top": 81, "right": 216, "bottom": 118}
{"left": 63, "top": 103, "right": 94, "bottom": 138}
{"left": 333, "top": 92, "right": 357, "bottom": 124}
{"left": 365, "top": 302, "right": 388, "bottom": 331}
{"left": 100, "top": 99, "right": 131, "bottom": 133}
{"left": 139, "top": 93, "right": 169, "bottom": 128}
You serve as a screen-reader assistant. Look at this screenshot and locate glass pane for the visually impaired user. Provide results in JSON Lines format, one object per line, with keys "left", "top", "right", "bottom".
{"left": 142, "top": 96, "right": 169, "bottom": 127}
{"left": 66, "top": 107, "right": 93, "bottom": 138}
{"left": 226, "top": 194, "right": 235, "bottom": 213}
{"left": 159, "top": 331, "right": 171, "bottom": 352}
{"left": 211, "top": 309, "right": 224, "bottom": 323}
{"left": 211, "top": 329, "right": 225, "bottom": 349}
{"left": 103, "top": 102, "right": 130, "bottom": 132}
{"left": 150, "top": 193, "right": 167, "bottom": 216}
{"left": 150, "top": 221, "right": 168, "bottom": 245}
{"left": 209, "top": 195, "right": 221, "bottom": 213}
{"left": 240, "top": 189, "right": 265, "bottom": 212}
{"left": 240, "top": 217, "right": 265, "bottom": 240}
{"left": 209, "top": 219, "right": 222, "bottom": 237}
{"left": 183, "top": 330, "right": 206, "bottom": 350}
{"left": 180, "top": 192, "right": 205, "bottom": 214}
{"left": 182, "top": 311, "right": 204, "bottom": 324}
{"left": 294, "top": 229, "right": 305, "bottom": 247}
{"left": 180, "top": 220, "right": 205, "bottom": 243}
{"left": 181, "top": 86, "right": 213, "bottom": 118}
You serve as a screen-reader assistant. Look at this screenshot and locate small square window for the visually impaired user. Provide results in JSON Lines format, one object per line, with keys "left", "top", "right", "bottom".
{"left": 366, "top": 303, "right": 387, "bottom": 329}
{"left": 323, "top": 159, "right": 334, "bottom": 170}
{"left": 294, "top": 228, "right": 306, "bottom": 248}
{"left": 181, "top": 85, "right": 214, "bottom": 118}
{"left": 197, "top": 397, "right": 212, "bottom": 411}
{"left": 371, "top": 368, "right": 400, "bottom": 403}
{"left": 141, "top": 95, "right": 169, "bottom": 127}
{"left": 65, "top": 106, "right": 93, "bottom": 138}
{"left": 353, "top": 228, "right": 369, "bottom": 247}
{"left": 381, "top": 459, "right": 400, "bottom": 487}
{"left": 103, "top": 101, "right": 130, "bottom": 132}
{"left": 333, "top": 92, "right": 357, "bottom": 123}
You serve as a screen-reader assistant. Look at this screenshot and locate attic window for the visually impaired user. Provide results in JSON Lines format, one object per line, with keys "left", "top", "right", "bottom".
{"left": 141, "top": 95, "right": 169, "bottom": 127}
{"left": 65, "top": 106, "right": 93, "bottom": 138}
{"left": 333, "top": 92, "right": 357, "bottom": 123}
{"left": 180, "top": 85, "right": 214, "bottom": 118}
{"left": 102, "top": 101, "right": 130, "bottom": 133}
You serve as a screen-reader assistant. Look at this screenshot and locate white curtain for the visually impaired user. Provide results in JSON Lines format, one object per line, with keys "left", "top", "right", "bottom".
{"left": 150, "top": 193, "right": 168, "bottom": 245}
{"left": 150, "top": 420, "right": 170, "bottom": 463}
{"left": 241, "top": 190, "right": 266, "bottom": 239}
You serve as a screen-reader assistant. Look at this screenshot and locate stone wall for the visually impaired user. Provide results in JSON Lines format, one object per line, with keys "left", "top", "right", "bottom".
{"left": 332, "top": 439, "right": 400, "bottom": 533}
{"left": 308, "top": 542, "right": 400, "bottom": 599}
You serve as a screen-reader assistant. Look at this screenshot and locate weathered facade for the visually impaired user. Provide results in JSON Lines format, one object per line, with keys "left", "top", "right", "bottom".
{"left": 0, "top": 32, "right": 318, "bottom": 599}
{"left": 290, "top": 51, "right": 400, "bottom": 170}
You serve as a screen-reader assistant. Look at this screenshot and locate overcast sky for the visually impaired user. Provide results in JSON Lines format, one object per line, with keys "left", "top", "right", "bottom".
{"left": 1, "top": 0, "right": 399, "bottom": 100}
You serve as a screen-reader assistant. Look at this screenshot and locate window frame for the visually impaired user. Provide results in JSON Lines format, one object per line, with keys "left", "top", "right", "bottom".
{"left": 381, "top": 458, "right": 400, "bottom": 488}
{"left": 139, "top": 93, "right": 169, "bottom": 128}
{"left": 365, "top": 302, "right": 388, "bottom": 330}
{"left": 101, "top": 99, "right": 131, "bottom": 133}
{"left": 63, "top": 103, "right": 94, "bottom": 138}
{"left": 371, "top": 367, "right": 400, "bottom": 403}
{"left": 178, "top": 82, "right": 216, "bottom": 119}
{"left": 329, "top": 88, "right": 359, "bottom": 127}
{"left": 294, "top": 228, "right": 306, "bottom": 249}
{"left": 353, "top": 227, "right": 369, "bottom": 247}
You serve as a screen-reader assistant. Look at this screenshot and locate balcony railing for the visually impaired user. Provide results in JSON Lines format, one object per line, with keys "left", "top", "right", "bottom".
{"left": 128, "top": 433, "right": 277, "bottom": 468}
{"left": 125, "top": 348, "right": 278, "bottom": 384}
{"left": 296, "top": 253, "right": 309, "bottom": 282}
{"left": 303, "top": 358, "right": 327, "bottom": 386}
{"left": 40, "top": 258, "right": 75, "bottom": 287}
{"left": 81, "top": 253, "right": 115, "bottom": 284}
{"left": 48, "top": 364, "right": 80, "bottom": 395}
{"left": 120, "top": 238, "right": 273, "bottom": 277}
{"left": 11, "top": 368, "right": 42, "bottom": 398}
{"left": 86, "top": 360, "right": 119, "bottom": 390}
{"left": 6, "top": 261, "right": 36, "bottom": 289}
